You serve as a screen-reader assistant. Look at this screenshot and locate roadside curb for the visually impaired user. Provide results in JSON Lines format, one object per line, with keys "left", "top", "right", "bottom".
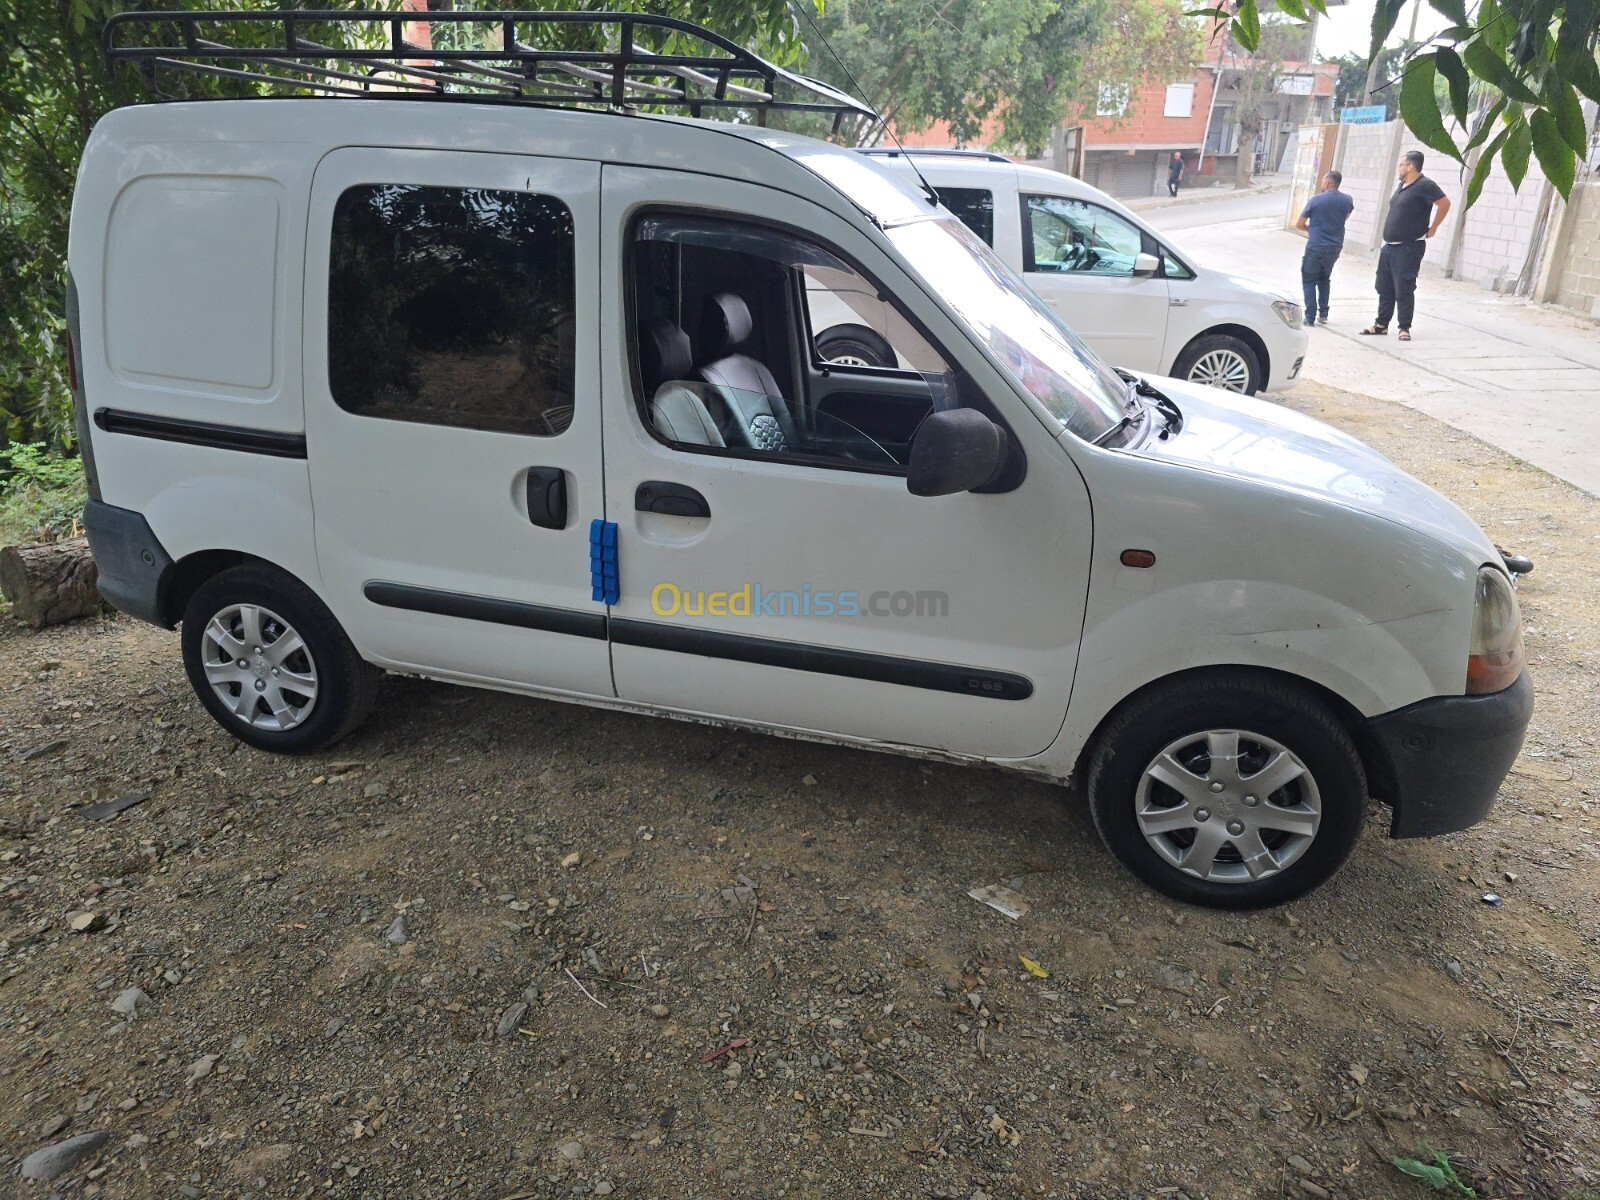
{"left": 1126, "top": 180, "right": 1290, "bottom": 213}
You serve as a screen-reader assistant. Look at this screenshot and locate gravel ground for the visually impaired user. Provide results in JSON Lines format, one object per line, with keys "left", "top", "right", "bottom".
{"left": 2, "top": 380, "right": 1598, "bottom": 1200}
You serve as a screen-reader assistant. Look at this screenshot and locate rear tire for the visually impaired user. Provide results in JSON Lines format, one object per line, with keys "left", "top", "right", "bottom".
{"left": 181, "top": 564, "right": 379, "bottom": 754}
{"left": 816, "top": 324, "right": 896, "bottom": 368}
{"left": 1173, "top": 333, "right": 1262, "bottom": 395}
{"left": 1085, "top": 671, "right": 1365, "bottom": 908}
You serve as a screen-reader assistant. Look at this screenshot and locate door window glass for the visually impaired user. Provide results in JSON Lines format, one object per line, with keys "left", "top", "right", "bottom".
{"left": 1023, "top": 195, "right": 1144, "bottom": 277}
{"left": 630, "top": 214, "right": 952, "bottom": 472}
{"left": 933, "top": 186, "right": 995, "bottom": 247}
{"left": 329, "top": 184, "right": 576, "bottom": 437}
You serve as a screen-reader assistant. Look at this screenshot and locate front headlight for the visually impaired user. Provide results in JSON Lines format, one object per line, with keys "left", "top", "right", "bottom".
{"left": 1271, "top": 299, "right": 1303, "bottom": 329}
{"left": 1467, "top": 566, "right": 1524, "bottom": 694}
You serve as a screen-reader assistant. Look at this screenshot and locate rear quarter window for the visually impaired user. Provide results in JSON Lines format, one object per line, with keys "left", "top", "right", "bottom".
{"left": 933, "top": 186, "right": 996, "bottom": 247}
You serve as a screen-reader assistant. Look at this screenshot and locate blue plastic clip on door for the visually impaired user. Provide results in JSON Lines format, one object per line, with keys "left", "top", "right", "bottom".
{"left": 589, "top": 519, "right": 619, "bottom": 605}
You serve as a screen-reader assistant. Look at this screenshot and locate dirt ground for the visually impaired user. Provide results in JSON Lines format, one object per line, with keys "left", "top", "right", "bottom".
{"left": 2, "top": 381, "right": 1597, "bottom": 1200}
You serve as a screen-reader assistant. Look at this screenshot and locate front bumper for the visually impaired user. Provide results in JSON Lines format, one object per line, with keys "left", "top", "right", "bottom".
{"left": 1368, "top": 672, "right": 1533, "bottom": 838}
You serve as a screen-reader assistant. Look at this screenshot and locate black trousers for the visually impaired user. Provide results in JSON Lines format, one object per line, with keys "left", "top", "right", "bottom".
{"left": 1168, "top": 176, "right": 1180, "bottom": 196}
{"left": 1375, "top": 239, "right": 1427, "bottom": 329}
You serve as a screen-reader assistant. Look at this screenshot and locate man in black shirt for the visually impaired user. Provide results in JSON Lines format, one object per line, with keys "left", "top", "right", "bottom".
{"left": 1361, "top": 150, "right": 1451, "bottom": 340}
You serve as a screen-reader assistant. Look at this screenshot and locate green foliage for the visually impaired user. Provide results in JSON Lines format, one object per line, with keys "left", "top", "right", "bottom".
{"left": 1391, "top": 1145, "right": 1476, "bottom": 1196}
{"left": 791, "top": 0, "right": 1200, "bottom": 154}
{"left": 0, "top": 442, "right": 86, "bottom": 545}
{"left": 1204, "top": 0, "right": 1600, "bottom": 208}
{"left": 0, "top": 0, "right": 815, "bottom": 453}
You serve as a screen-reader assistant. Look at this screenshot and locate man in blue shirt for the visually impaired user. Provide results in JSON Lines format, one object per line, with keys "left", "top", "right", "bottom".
{"left": 1295, "top": 171, "right": 1354, "bottom": 326}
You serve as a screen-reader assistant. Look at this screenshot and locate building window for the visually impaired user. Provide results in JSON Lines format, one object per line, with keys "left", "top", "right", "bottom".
{"left": 328, "top": 183, "right": 576, "bottom": 437}
{"left": 1096, "top": 84, "right": 1130, "bottom": 117}
{"left": 1163, "top": 83, "right": 1195, "bottom": 118}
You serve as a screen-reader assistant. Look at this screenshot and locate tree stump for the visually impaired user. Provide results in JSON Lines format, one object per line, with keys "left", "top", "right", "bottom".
{"left": 0, "top": 537, "right": 102, "bottom": 629}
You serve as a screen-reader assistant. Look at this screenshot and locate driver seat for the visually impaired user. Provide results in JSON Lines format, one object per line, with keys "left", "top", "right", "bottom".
{"left": 693, "top": 293, "right": 798, "bottom": 453}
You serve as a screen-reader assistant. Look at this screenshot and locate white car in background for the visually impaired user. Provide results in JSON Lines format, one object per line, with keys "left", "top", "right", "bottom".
{"left": 814, "top": 149, "right": 1307, "bottom": 396}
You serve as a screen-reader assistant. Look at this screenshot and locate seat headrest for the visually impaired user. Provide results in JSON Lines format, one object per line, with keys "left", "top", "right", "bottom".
{"left": 638, "top": 319, "right": 693, "bottom": 395}
{"left": 699, "top": 292, "right": 753, "bottom": 357}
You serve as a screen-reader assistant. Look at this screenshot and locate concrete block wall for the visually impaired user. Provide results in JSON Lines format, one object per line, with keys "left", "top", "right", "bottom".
{"left": 1451, "top": 156, "right": 1548, "bottom": 289}
{"left": 1552, "top": 181, "right": 1600, "bottom": 315}
{"left": 1332, "top": 123, "right": 1395, "bottom": 249}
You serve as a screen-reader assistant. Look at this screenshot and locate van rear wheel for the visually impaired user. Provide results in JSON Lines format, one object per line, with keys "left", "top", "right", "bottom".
{"left": 1085, "top": 673, "right": 1365, "bottom": 908}
{"left": 181, "top": 564, "right": 378, "bottom": 754}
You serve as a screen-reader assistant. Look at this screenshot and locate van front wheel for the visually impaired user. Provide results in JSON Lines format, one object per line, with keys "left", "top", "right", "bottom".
{"left": 1085, "top": 674, "right": 1365, "bottom": 908}
{"left": 1174, "top": 334, "right": 1262, "bottom": 395}
{"left": 181, "top": 564, "right": 379, "bottom": 754}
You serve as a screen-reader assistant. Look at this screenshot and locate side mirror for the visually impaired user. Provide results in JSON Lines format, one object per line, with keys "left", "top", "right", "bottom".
{"left": 906, "top": 408, "right": 1006, "bottom": 497}
{"left": 1132, "top": 251, "right": 1160, "bottom": 278}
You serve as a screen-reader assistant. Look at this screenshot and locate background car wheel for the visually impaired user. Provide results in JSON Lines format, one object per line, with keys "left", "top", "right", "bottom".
{"left": 816, "top": 324, "right": 896, "bottom": 368}
{"left": 1084, "top": 671, "right": 1366, "bottom": 908}
{"left": 1174, "top": 334, "right": 1262, "bottom": 395}
{"left": 182, "top": 564, "right": 379, "bottom": 754}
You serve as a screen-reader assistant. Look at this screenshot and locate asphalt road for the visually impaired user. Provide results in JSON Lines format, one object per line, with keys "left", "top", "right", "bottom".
{"left": 1140, "top": 190, "right": 1291, "bottom": 231}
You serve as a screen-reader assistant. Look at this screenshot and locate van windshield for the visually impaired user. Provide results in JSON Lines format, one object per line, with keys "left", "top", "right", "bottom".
{"left": 886, "top": 217, "right": 1127, "bottom": 440}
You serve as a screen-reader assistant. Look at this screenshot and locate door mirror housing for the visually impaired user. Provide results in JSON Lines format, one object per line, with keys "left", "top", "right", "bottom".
{"left": 1132, "top": 251, "right": 1160, "bottom": 278}
{"left": 906, "top": 408, "right": 1006, "bottom": 497}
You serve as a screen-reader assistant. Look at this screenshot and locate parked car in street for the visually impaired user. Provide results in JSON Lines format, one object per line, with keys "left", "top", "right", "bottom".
{"left": 816, "top": 149, "right": 1308, "bottom": 396}
{"left": 71, "top": 12, "right": 1528, "bottom": 909}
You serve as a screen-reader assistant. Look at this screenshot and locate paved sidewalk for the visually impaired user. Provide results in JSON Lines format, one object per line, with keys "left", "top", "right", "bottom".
{"left": 1153, "top": 210, "right": 1600, "bottom": 496}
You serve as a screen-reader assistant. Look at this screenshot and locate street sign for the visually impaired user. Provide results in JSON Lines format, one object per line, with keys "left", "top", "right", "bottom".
{"left": 1340, "top": 105, "right": 1387, "bottom": 124}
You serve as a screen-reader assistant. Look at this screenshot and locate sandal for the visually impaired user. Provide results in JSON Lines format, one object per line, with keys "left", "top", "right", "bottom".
{"left": 1397, "top": 329, "right": 1411, "bottom": 341}
{"left": 1359, "top": 325, "right": 1387, "bottom": 335}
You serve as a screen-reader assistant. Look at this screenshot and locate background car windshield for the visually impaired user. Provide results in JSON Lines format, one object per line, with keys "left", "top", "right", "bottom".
{"left": 887, "top": 217, "right": 1127, "bottom": 439}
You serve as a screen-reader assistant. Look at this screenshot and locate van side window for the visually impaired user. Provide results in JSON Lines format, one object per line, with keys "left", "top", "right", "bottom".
{"left": 933, "top": 187, "right": 995, "bottom": 247}
{"left": 1022, "top": 195, "right": 1144, "bottom": 278}
{"left": 328, "top": 184, "right": 576, "bottom": 437}
{"left": 629, "top": 214, "right": 952, "bottom": 473}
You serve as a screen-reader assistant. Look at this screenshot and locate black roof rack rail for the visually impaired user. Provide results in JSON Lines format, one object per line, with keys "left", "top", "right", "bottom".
{"left": 857, "top": 148, "right": 1012, "bottom": 163}
{"left": 103, "top": 9, "right": 877, "bottom": 130}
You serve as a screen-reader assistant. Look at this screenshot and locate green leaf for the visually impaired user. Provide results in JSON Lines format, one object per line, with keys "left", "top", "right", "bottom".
{"left": 1461, "top": 37, "right": 1540, "bottom": 103}
{"left": 1479, "top": 0, "right": 1509, "bottom": 57}
{"left": 1435, "top": 46, "right": 1470, "bottom": 124}
{"left": 1274, "top": 0, "right": 1309, "bottom": 20}
{"left": 1530, "top": 109, "right": 1578, "bottom": 197}
{"left": 1393, "top": 1156, "right": 1455, "bottom": 1189}
{"left": 1401, "top": 55, "right": 1464, "bottom": 161}
{"left": 1465, "top": 126, "right": 1511, "bottom": 209}
{"left": 1548, "top": 79, "right": 1589, "bottom": 155}
{"left": 1576, "top": 54, "right": 1600, "bottom": 106}
{"left": 1502, "top": 116, "right": 1532, "bottom": 188}
{"left": 1232, "top": 0, "right": 1260, "bottom": 51}
{"left": 1464, "top": 96, "right": 1508, "bottom": 151}
{"left": 1369, "top": 0, "right": 1405, "bottom": 61}
{"left": 1426, "top": 0, "right": 1469, "bottom": 23}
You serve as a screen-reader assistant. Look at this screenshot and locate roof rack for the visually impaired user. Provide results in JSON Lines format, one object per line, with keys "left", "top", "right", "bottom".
{"left": 103, "top": 9, "right": 877, "bottom": 130}
{"left": 857, "top": 148, "right": 1012, "bottom": 163}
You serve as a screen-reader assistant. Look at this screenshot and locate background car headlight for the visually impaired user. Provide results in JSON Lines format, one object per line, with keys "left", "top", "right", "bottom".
{"left": 1467, "top": 566, "right": 1524, "bottom": 694}
{"left": 1271, "top": 299, "right": 1303, "bottom": 329}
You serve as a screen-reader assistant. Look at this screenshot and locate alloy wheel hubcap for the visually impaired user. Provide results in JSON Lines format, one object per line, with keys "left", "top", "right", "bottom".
{"left": 200, "top": 603, "right": 319, "bottom": 731}
{"left": 1188, "top": 349, "right": 1251, "bottom": 392}
{"left": 1135, "top": 729, "right": 1321, "bottom": 884}
{"left": 827, "top": 352, "right": 873, "bottom": 367}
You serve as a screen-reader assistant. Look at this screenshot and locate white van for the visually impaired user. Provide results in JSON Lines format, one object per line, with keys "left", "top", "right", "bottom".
{"left": 816, "top": 149, "right": 1308, "bottom": 396}
{"left": 71, "top": 13, "right": 1530, "bottom": 907}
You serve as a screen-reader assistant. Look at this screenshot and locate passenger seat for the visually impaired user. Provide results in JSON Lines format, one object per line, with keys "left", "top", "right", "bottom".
{"left": 638, "top": 318, "right": 724, "bottom": 447}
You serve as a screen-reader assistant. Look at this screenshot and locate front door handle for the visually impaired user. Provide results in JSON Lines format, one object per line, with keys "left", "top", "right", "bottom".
{"left": 635, "top": 481, "right": 710, "bottom": 519}
{"left": 526, "top": 467, "right": 568, "bottom": 530}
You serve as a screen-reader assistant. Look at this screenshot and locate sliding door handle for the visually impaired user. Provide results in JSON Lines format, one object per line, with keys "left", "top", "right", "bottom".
{"left": 635, "top": 481, "right": 710, "bottom": 519}
{"left": 526, "top": 467, "right": 568, "bottom": 530}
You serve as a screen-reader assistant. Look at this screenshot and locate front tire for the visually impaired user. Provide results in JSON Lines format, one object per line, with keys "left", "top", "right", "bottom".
{"left": 815, "top": 324, "right": 896, "bottom": 368}
{"left": 1174, "top": 333, "right": 1263, "bottom": 395}
{"left": 181, "top": 564, "right": 379, "bottom": 754}
{"left": 1085, "top": 672, "right": 1365, "bottom": 908}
